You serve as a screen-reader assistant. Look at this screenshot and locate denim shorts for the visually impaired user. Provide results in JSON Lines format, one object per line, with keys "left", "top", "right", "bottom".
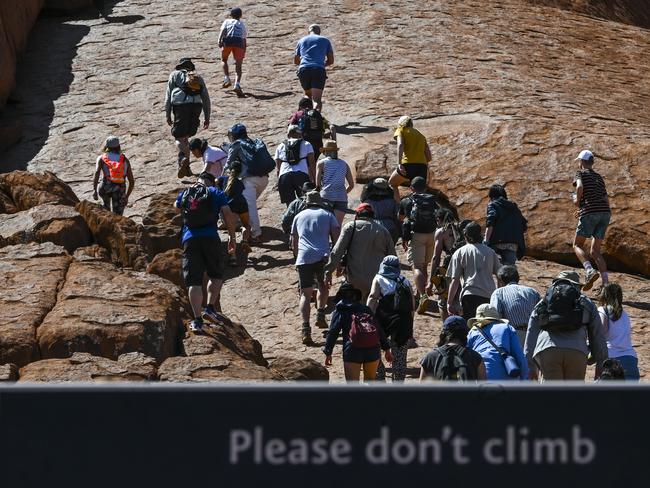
{"left": 342, "top": 343, "right": 381, "bottom": 363}
{"left": 576, "top": 211, "right": 610, "bottom": 239}
{"left": 322, "top": 199, "right": 348, "bottom": 212}
{"left": 613, "top": 355, "right": 640, "bottom": 381}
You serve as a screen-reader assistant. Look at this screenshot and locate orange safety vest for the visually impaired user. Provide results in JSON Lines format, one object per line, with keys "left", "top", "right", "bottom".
{"left": 101, "top": 154, "right": 127, "bottom": 184}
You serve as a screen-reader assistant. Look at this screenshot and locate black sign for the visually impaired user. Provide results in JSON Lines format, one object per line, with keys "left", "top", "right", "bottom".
{"left": 0, "top": 384, "right": 647, "bottom": 487}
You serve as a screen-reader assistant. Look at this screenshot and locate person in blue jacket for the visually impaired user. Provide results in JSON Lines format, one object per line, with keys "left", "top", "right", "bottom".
{"left": 467, "top": 304, "right": 529, "bottom": 380}
{"left": 323, "top": 283, "right": 392, "bottom": 382}
{"left": 483, "top": 184, "right": 527, "bottom": 265}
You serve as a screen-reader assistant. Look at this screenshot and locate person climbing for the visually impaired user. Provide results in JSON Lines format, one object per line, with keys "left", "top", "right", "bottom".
{"left": 597, "top": 282, "right": 639, "bottom": 380}
{"left": 165, "top": 57, "right": 210, "bottom": 178}
{"left": 289, "top": 97, "right": 336, "bottom": 155}
{"left": 489, "top": 265, "right": 540, "bottom": 349}
{"left": 323, "top": 283, "right": 393, "bottom": 383}
{"left": 361, "top": 177, "right": 401, "bottom": 244}
{"left": 524, "top": 270, "right": 608, "bottom": 381}
{"left": 215, "top": 170, "right": 252, "bottom": 263}
{"left": 291, "top": 191, "right": 340, "bottom": 345}
{"left": 426, "top": 209, "right": 468, "bottom": 321}
{"left": 388, "top": 116, "right": 431, "bottom": 201}
{"left": 420, "top": 316, "right": 487, "bottom": 381}
{"left": 446, "top": 221, "right": 500, "bottom": 321}
{"left": 572, "top": 149, "right": 611, "bottom": 292}
{"left": 218, "top": 7, "right": 247, "bottom": 97}
{"left": 281, "top": 181, "right": 317, "bottom": 235}
{"left": 174, "top": 171, "right": 237, "bottom": 332}
{"left": 316, "top": 140, "right": 354, "bottom": 226}
{"left": 325, "top": 203, "right": 395, "bottom": 299}
{"left": 483, "top": 184, "right": 527, "bottom": 265}
{"left": 92, "top": 136, "right": 134, "bottom": 216}
{"left": 224, "top": 123, "right": 274, "bottom": 244}
{"left": 274, "top": 125, "right": 315, "bottom": 206}
{"left": 367, "top": 255, "right": 415, "bottom": 382}
{"left": 466, "top": 304, "right": 529, "bottom": 381}
{"left": 399, "top": 176, "right": 438, "bottom": 314}
{"left": 294, "top": 24, "right": 334, "bottom": 111}
{"left": 189, "top": 138, "right": 227, "bottom": 179}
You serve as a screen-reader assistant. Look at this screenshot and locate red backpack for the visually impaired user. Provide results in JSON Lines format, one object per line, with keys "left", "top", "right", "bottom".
{"left": 349, "top": 313, "right": 380, "bottom": 348}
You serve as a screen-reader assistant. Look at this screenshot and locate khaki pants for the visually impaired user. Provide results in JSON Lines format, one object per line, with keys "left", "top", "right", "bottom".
{"left": 535, "top": 347, "right": 587, "bottom": 381}
{"left": 408, "top": 232, "right": 435, "bottom": 267}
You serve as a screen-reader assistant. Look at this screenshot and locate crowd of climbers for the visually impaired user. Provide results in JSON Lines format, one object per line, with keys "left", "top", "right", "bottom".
{"left": 94, "top": 9, "right": 638, "bottom": 382}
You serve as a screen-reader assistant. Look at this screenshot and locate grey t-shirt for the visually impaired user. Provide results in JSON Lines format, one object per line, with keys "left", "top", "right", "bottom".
{"left": 291, "top": 207, "right": 340, "bottom": 266}
{"left": 446, "top": 243, "right": 500, "bottom": 299}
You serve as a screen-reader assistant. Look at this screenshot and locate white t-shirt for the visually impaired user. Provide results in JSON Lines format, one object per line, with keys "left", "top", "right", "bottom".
{"left": 202, "top": 145, "right": 227, "bottom": 178}
{"left": 220, "top": 19, "right": 247, "bottom": 39}
{"left": 274, "top": 139, "right": 314, "bottom": 177}
{"left": 598, "top": 307, "right": 637, "bottom": 358}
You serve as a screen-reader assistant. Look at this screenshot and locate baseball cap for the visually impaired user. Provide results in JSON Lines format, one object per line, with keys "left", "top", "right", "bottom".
{"left": 355, "top": 203, "right": 374, "bottom": 216}
{"left": 287, "top": 124, "right": 302, "bottom": 136}
{"left": 575, "top": 150, "right": 594, "bottom": 161}
{"left": 104, "top": 136, "right": 120, "bottom": 149}
{"left": 443, "top": 315, "right": 469, "bottom": 333}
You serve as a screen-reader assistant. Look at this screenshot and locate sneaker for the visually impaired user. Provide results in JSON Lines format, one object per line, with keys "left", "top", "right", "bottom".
{"left": 189, "top": 318, "right": 203, "bottom": 333}
{"left": 234, "top": 85, "right": 244, "bottom": 97}
{"left": 583, "top": 269, "right": 600, "bottom": 292}
{"left": 177, "top": 157, "right": 192, "bottom": 178}
{"left": 315, "top": 311, "right": 328, "bottom": 329}
{"left": 241, "top": 241, "right": 252, "bottom": 254}
{"left": 202, "top": 306, "right": 228, "bottom": 326}
{"left": 302, "top": 330, "right": 313, "bottom": 345}
{"left": 222, "top": 78, "right": 232, "bottom": 88}
{"left": 416, "top": 295, "right": 431, "bottom": 315}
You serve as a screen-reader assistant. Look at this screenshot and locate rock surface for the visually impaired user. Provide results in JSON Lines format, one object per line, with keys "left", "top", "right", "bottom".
{"left": 0, "top": 171, "right": 79, "bottom": 211}
{"left": 146, "top": 248, "right": 183, "bottom": 289}
{"left": 37, "top": 260, "right": 184, "bottom": 363}
{"left": 142, "top": 189, "right": 182, "bottom": 256}
{"left": 0, "top": 1, "right": 43, "bottom": 107}
{"left": 0, "top": 242, "right": 71, "bottom": 367}
{"left": 76, "top": 200, "right": 152, "bottom": 270}
{"left": 270, "top": 357, "right": 330, "bottom": 381}
{"left": 19, "top": 352, "right": 157, "bottom": 382}
{"left": 528, "top": 0, "right": 650, "bottom": 27}
{"left": 0, "top": 203, "right": 91, "bottom": 252}
{"left": 158, "top": 351, "right": 284, "bottom": 382}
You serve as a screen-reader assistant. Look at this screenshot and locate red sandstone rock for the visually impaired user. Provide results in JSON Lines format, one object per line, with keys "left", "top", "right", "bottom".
{"left": 0, "top": 171, "right": 79, "bottom": 211}
{"left": 270, "top": 357, "right": 330, "bottom": 381}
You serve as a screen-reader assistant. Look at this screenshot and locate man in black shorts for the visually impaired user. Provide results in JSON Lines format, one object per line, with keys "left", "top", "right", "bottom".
{"left": 175, "top": 172, "right": 237, "bottom": 332}
{"left": 294, "top": 24, "right": 334, "bottom": 111}
{"left": 274, "top": 124, "right": 315, "bottom": 206}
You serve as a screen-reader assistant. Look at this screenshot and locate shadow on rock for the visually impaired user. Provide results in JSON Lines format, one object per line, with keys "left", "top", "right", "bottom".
{"left": 336, "top": 122, "right": 389, "bottom": 135}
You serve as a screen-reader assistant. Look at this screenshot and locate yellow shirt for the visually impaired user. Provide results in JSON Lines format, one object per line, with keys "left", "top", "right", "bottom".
{"left": 394, "top": 126, "right": 427, "bottom": 165}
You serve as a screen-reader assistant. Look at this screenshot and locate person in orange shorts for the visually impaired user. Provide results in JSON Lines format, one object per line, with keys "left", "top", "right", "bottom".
{"left": 218, "top": 7, "right": 247, "bottom": 97}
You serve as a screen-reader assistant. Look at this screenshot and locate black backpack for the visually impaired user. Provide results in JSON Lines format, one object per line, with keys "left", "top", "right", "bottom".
{"left": 434, "top": 345, "right": 470, "bottom": 381}
{"left": 237, "top": 138, "right": 276, "bottom": 176}
{"left": 299, "top": 109, "right": 324, "bottom": 139}
{"left": 179, "top": 185, "right": 215, "bottom": 229}
{"left": 541, "top": 280, "right": 585, "bottom": 332}
{"left": 284, "top": 138, "right": 302, "bottom": 165}
{"left": 393, "top": 276, "right": 414, "bottom": 314}
{"left": 409, "top": 194, "right": 437, "bottom": 233}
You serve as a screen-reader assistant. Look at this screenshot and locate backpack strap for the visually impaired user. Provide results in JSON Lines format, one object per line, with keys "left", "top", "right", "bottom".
{"left": 474, "top": 325, "right": 509, "bottom": 359}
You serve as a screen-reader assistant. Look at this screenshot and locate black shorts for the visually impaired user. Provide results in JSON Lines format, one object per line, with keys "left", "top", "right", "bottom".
{"left": 297, "top": 67, "right": 327, "bottom": 91}
{"left": 296, "top": 259, "right": 326, "bottom": 290}
{"left": 305, "top": 136, "right": 323, "bottom": 155}
{"left": 397, "top": 163, "right": 428, "bottom": 181}
{"left": 278, "top": 171, "right": 311, "bottom": 204}
{"left": 182, "top": 236, "right": 224, "bottom": 287}
{"left": 342, "top": 343, "right": 381, "bottom": 363}
{"left": 171, "top": 103, "right": 203, "bottom": 139}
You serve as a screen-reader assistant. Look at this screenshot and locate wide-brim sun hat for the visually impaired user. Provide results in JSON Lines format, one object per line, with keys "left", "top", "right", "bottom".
{"left": 552, "top": 270, "right": 584, "bottom": 287}
{"left": 304, "top": 190, "right": 323, "bottom": 206}
{"left": 467, "top": 304, "right": 508, "bottom": 328}
{"left": 175, "top": 57, "right": 195, "bottom": 70}
{"left": 320, "top": 140, "right": 339, "bottom": 153}
{"left": 372, "top": 177, "right": 389, "bottom": 190}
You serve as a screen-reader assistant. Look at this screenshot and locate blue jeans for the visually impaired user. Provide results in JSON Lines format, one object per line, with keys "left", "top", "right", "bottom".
{"left": 615, "top": 355, "right": 640, "bottom": 381}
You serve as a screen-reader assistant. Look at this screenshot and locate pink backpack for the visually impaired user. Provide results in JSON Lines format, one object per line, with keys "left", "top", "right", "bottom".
{"left": 349, "top": 313, "right": 380, "bottom": 348}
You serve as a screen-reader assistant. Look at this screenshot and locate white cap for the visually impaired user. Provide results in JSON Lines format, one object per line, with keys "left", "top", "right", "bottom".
{"left": 575, "top": 149, "right": 593, "bottom": 161}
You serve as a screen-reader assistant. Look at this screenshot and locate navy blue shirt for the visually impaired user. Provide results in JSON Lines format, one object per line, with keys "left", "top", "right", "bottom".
{"left": 175, "top": 186, "right": 229, "bottom": 244}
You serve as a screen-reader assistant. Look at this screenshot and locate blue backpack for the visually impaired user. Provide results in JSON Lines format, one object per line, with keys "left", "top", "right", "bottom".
{"left": 237, "top": 138, "right": 275, "bottom": 177}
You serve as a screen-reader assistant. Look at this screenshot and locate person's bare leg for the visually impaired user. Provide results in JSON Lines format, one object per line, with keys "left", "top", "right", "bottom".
{"left": 362, "top": 360, "right": 380, "bottom": 382}
{"left": 572, "top": 235, "right": 591, "bottom": 265}
{"left": 235, "top": 60, "right": 243, "bottom": 86}
{"left": 299, "top": 287, "right": 313, "bottom": 324}
{"left": 344, "top": 362, "right": 362, "bottom": 382}
{"left": 304, "top": 88, "right": 312, "bottom": 99}
{"left": 316, "top": 279, "right": 329, "bottom": 310}
{"left": 590, "top": 238, "right": 608, "bottom": 283}
{"left": 334, "top": 210, "right": 345, "bottom": 227}
{"left": 206, "top": 279, "right": 223, "bottom": 309}
{"left": 188, "top": 285, "right": 203, "bottom": 318}
{"left": 222, "top": 58, "right": 230, "bottom": 78}
{"left": 414, "top": 265, "right": 427, "bottom": 296}
{"left": 388, "top": 169, "right": 407, "bottom": 201}
{"left": 311, "top": 88, "right": 323, "bottom": 110}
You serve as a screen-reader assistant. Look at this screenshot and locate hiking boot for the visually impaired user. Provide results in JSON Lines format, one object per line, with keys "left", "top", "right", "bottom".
{"left": 416, "top": 295, "right": 431, "bottom": 315}
{"left": 302, "top": 330, "right": 313, "bottom": 345}
{"left": 234, "top": 84, "right": 244, "bottom": 97}
{"left": 315, "top": 310, "right": 328, "bottom": 329}
{"left": 241, "top": 241, "right": 252, "bottom": 254}
{"left": 189, "top": 318, "right": 203, "bottom": 333}
{"left": 202, "top": 305, "right": 228, "bottom": 327}
{"left": 222, "top": 78, "right": 232, "bottom": 88}
{"left": 177, "top": 157, "right": 192, "bottom": 178}
{"left": 583, "top": 269, "right": 600, "bottom": 292}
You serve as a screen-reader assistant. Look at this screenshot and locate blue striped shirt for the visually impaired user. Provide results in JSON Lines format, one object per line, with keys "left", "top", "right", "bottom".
{"left": 489, "top": 283, "right": 541, "bottom": 329}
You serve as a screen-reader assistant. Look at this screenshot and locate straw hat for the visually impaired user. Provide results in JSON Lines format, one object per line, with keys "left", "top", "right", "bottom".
{"left": 468, "top": 304, "right": 509, "bottom": 328}
{"left": 320, "top": 140, "right": 339, "bottom": 153}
